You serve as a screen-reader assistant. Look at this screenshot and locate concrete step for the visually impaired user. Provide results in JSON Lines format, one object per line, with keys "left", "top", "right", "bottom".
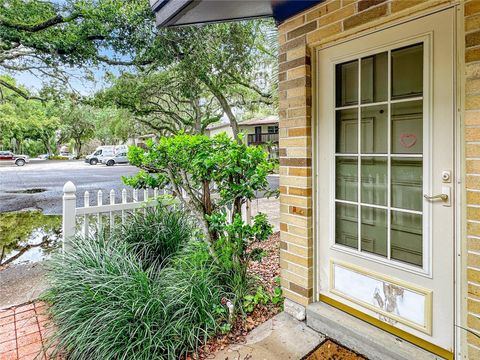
{"left": 306, "top": 302, "right": 444, "bottom": 360}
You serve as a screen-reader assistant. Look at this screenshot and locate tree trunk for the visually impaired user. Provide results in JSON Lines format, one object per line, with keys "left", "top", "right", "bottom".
{"left": 201, "top": 77, "right": 241, "bottom": 144}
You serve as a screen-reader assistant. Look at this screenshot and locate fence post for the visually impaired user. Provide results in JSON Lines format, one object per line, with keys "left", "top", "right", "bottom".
{"left": 62, "top": 181, "right": 77, "bottom": 253}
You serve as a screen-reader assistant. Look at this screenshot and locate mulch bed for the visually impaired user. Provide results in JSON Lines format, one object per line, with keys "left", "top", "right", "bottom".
{"left": 187, "top": 232, "right": 282, "bottom": 359}
{"left": 303, "top": 340, "right": 367, "bottom": 360}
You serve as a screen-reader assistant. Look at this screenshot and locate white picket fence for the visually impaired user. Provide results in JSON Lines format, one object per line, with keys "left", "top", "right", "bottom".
{"left": 61, "top": 181, "right": 163, "bottom": 251}
{"left": 61, "top": 181, "right": 252, "bottom": 252}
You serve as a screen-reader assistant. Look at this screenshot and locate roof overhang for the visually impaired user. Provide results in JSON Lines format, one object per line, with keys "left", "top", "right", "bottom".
{"left": 150, "top": 0, "right": 324, "bottom": 27}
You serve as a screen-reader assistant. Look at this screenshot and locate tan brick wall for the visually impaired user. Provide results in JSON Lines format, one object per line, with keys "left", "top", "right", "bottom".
{"left": 465, "top": 1, "right": 480, "bottom": 357}
{"left": 277, "top": 0, "right": 452, "bottom": 308}
{"left": 278, "top": 0, "right": 480, "bottom": 356}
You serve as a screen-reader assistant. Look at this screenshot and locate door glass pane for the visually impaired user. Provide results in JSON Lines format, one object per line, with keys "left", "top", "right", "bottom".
{"left": 361, "top": 105, "right": 387, "bottom": 153}
{"left": 361, "top": 206, "right": 387, "bottom": 257}
{"left": 361, "top": 157, "right": 387, "bottom": 206}
{"left": 391, "top": 100, "right": 423, "bottom": 154}
{"left": 391, "top": 211, "right": 422, "bottom": 267}
{"left": 336, "top": 108, "right": 358, "bottom": 153}
{"left": 391, "top": 158, "right": 423, "bottom": 211}
{"left": 336, "top": 157, "right": 358, "bottom": 201}
{"left": 336, "top": 60, "right": 358, "bottom": 107}
{"left": 391, "top": 43, "right": 423, "bottom": 99}
{"left": 361, "top": 52, "right": 388, "bottom": 104}
{"left": 336, "top": 203, "right": 358, "bottom": 249}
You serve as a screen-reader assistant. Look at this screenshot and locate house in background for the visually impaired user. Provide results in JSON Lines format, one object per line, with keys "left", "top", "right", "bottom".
{"left": 151, "top": 1, "right": 480, "bottom": 359}
{"left": 206, "top": 115, "right": 279, "bottom": 158}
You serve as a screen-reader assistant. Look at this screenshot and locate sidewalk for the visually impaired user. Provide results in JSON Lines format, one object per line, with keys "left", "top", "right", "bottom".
{"left": 0, "top": 302, "right": 58, "bottom": 360}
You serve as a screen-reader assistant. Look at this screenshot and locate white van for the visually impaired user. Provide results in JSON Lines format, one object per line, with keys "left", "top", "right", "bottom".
{"left": 85, "top": 145, "right": 128, "bottom": 165}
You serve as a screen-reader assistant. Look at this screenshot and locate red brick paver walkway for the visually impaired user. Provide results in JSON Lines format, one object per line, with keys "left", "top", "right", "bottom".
{"left": 0, "top": 302, "right": 57, "bottom": 360}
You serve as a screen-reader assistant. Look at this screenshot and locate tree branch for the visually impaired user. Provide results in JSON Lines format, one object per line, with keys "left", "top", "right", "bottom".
{"left": 0, "top": 13, "right": 81, "bottom": 33}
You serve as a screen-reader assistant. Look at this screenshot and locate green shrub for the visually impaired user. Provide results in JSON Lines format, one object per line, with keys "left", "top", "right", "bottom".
{"left": 119, "top": 206, "right": 193, "bottom": 269}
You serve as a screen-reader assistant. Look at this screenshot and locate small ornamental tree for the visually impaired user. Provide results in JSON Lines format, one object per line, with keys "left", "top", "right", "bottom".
{"left": 123, "top": 133, "right": 276, "bottom": 268}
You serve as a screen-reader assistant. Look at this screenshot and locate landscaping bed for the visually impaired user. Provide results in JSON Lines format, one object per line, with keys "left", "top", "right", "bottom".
{"left": 194, "top": 232, "right": 281, "bottom": 359}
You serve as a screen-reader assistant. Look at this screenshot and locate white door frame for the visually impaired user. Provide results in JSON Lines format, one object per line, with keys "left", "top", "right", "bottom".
{"left": 310, "top": 5, "right": 463, "bottom": 358}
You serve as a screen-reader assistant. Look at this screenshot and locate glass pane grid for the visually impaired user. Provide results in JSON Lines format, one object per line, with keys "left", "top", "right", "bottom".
{"left": 334, "top": 42, "right": 424, "bottom": 268}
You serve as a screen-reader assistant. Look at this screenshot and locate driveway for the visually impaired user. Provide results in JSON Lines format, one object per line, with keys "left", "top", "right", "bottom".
{"left": 0, "top": 161, "right": 279, "bottom": 215}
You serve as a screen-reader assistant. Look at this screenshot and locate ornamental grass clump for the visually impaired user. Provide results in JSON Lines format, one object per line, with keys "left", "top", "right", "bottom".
{"left": 119, "top": 206, "right": 194, "bottom": 269}
{"left": 45, "top": 210, "right": 228, "bottom": 360}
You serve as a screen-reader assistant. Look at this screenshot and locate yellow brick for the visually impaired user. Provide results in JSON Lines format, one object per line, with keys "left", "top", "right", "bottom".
{"left": 467, "top": 160, "right": 480, "bottom": 174}
{"left": 466, "top": 111, "right": 480, "bottom": 126}
{"left": 280, "top": 203, "right": 289, "bottom": 214}
{"left": 468, "top": 206, "right": 480, "bottom": 220}
{"left": 285, "top": 261, "right": 313, "bottom": 279}
{"left": 466, "top": 63, "right": 480, "bottom": 80}
{"left": 280, "top": 175, "right": 312, "bottom": 188}
{"left": 467, "top": 191, "right": 480, "bottom": 205}
{"left": 287, "top": 66, "right": 309, "bottom": 80}
{"left": 287, "top": 243, "right": 312, "bottom": 258}
{"left": 467, "top": 313, "right": 480, "bottom": 331}
{"left": 467, "top": 95, "right": 480, "bottom": 110}
{"left": 279, "top": 166, "right": 288, "bottom": 176}
{"left": 391, "top": 0, "right": 424, "bottom": 13}
{"left": 288, "top": 107, "right": 311, "bottom": 118}
{"left": 287, "top": 224, "right": 313, "bottom": 238}
{"left": 465, "top": 127, "right": 480, "bottom": 141}
{"left": 469, "top": 282, "right": 480, "bottom": 300}
{"left": 466, "top": 14, "right": 480, "bottom": 33}
{"left": 279, "top": 136, "right": 311, "bottom": 147}
{"left": 469, "top": 298, "right": 480, "bottom": 315}
{"left": 307, "top": 22, "right": 343, "bottom": 44}
{"left": 280, "top": 213, "right": 312, "bottom": 228}
{"left": 281, "top": 269, "right": 312, "bottom": 288}
{"left": 287, "top": 46, "right": 308, "bottom": 61}
{"left": 282, "top": 288, "right": 311, "bottom": 306}
{"left": 281, "top": 117, "right": 311, "bottom": 128}
{"left": 281, "top": 194, "right": 312, "bottom": 207}
{"left": 469, "top": 237, "right": 480, "bottom": 252}
{"left": 288, "top": 167, "right": 312, "bottom": 177}
{"left": 278, "top": 33, "right": 287, "bottom": 46}
{"left": 469, "top": 252, "right": 480, "bottom": 269}
{"left": 281, "top": 231, "right": 311, "bottom": 247}
{"left": 280, "top": 249, "right": 312, "bottom": 267}
{"left": 318, "top": 3, "right": 355, "bottom": 27}
{"left": 467, "top": 175, "right": 480, "bottom": 190}
{"left": 466, "top": 143, "right": 480, "bottom": 157}
{"left": 287, "top": 86, "right": 311, "bottom": 99}
{"left": 469, "top": 268, "right": 480, "bottom": 284}
{"left": 467, "top": 78, "right": 480, "bottom": 95}
{"left": 467, "top": 332, "right": 480, "bottom": 348}
{"left": 279, "top": 15, "right": 305, "bottom": 34}
{"left": 287, "top": 147, "right": 313, "bottom": 157}
{"left": 284, "top": 96, "right": 311, "bottom": 109}
{"left": 466, "top": 0, "right": 480, "bottom": 17}
{"left": 468, "top": 344, "right": 480, "bottom": 360}
{"left": 306, "top": 1, "right": 341, "bottom": 22}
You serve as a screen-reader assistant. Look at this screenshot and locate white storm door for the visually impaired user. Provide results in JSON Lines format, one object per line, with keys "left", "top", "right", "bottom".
{"left": 316, "top": 9, "right": 455, "bottom": 352}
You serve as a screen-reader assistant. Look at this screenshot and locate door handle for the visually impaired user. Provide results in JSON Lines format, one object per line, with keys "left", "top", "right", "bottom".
{"left": 424, "top": 186, "right": 451, "bottom": 207}
{"left": 424, "top": 194, "right": 448, "bottom": 201}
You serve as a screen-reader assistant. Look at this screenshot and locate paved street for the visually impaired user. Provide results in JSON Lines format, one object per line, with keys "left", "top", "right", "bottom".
{"left": 0, "top": 160, "right": 279, "bottom": 215}
{"left": 0, "top": 160, "right": 139, "bottom": 214}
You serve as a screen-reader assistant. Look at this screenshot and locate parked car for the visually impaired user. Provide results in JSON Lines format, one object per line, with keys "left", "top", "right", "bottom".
{"left": 85, "top": 145, "right": 128, "bottom": 165}
{"left": 38, "top": 153, "right": 52, "bottom": 159}
{"left": 102, "top": 152, "right": 129, "bottom": 166}
{"left": 0, "top": 151, "right": 30, "bottom": 166}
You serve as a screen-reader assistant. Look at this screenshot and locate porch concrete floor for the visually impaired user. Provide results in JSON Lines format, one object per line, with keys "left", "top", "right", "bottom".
{"left": 213, "top": 312, "right": 324, "bottom": 360}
